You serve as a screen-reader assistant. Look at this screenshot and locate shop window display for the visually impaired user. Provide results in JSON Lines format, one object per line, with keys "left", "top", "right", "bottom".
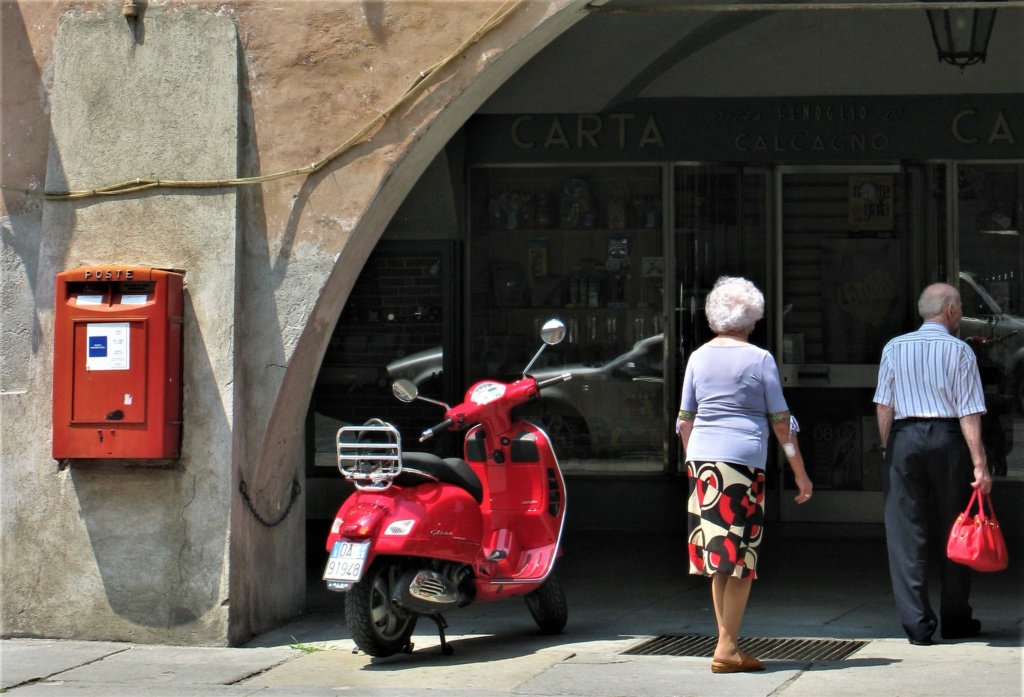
{"left": 957, "top": 163, "right": 1024, "bottom": 479}
{"left": 469, "top": 166, "right": 666, "bottom": 472}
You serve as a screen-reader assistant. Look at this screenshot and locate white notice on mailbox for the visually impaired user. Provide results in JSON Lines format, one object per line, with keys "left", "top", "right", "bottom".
{"left": 86, "top": 323, "right": 130, "bottom": 371}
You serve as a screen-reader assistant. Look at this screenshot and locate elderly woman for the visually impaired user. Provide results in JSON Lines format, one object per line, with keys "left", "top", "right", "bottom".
{"left": 677, "top": 276, "right": 813, "bottom": 674}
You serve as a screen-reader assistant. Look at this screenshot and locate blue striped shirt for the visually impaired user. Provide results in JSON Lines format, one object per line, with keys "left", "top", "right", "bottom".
{"left": 872, "top": 321, "right": 986, "bottom": 420}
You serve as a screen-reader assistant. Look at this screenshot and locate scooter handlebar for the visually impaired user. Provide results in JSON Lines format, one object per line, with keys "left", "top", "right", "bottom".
{"left": 417, "top": 374, "right": 570, "bottom": 441}
{"left": 420, "top": 417, "right": 455, "bottom": 442}
{"left": 536, "top": 372, "right": 573, "bottom": 390}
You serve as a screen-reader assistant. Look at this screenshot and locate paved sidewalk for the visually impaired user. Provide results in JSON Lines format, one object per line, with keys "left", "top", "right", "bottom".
{"left": 3, "top": 532, "right": 1022, "bottom": 696}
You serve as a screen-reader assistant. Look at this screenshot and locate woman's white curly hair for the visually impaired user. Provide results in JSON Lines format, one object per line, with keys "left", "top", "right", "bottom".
{"left": 705, "top": 276, "right": 765, "bottom": 334}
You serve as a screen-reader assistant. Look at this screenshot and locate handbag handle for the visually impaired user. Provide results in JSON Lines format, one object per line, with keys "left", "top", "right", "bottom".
{"left": 964, "top": 489, "right": 1000, "bottom": 526}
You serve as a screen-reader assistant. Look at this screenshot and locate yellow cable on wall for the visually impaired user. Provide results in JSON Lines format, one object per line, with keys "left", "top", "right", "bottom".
{"left": 1, "top": 0, "right": 523, "bottom": 202}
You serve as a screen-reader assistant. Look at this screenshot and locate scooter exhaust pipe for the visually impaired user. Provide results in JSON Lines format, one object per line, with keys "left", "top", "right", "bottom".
{"left": 392, "top": 569, "right": 463, "bottom": 614}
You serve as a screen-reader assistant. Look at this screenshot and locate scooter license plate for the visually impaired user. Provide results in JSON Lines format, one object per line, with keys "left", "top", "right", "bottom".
{"left": 323, "top": 541, "right": 370, "bottom": 583}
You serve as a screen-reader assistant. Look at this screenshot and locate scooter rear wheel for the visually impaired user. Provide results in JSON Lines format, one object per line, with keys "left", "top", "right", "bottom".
{"left": 345, "top": 559, "right": 417, "bottom": 657}
{"left": 524, "top": 571, "right": 568, "bottom": 634}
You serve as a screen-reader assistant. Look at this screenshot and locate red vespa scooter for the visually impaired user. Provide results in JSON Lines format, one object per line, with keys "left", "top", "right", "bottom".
{"left": 324, "top": 319, "right": 572, "bottom": 657}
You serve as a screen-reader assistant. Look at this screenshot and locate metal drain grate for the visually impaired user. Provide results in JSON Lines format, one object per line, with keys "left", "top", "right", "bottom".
{"left": 622, "top": 634, "right": 868, "bottom": 662}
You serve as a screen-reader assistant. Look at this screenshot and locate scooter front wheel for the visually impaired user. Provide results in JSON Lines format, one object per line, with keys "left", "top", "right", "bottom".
{"left": 345, "top": 558, "right": 418, "bottom": 657}
{"left": 524, "top": 572, "right": 568, "bottom": 635}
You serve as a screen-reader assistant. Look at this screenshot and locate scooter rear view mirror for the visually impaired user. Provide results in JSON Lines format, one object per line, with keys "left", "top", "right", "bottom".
{"left": 393, "top": 378, "right": 450, "bottom": 410}
{"left": 540, "top": 318, "right": 566, "bottom": 346}
{"left": 392, "top": 379, "right": 419, "bottom": 403}
{"left": 524, "top": 319, "right": 567, "bottom": 377}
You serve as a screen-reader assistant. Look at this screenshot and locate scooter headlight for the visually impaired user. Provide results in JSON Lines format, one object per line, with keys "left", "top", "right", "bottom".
{"left": 384, "top": 519, "right": 415, "bottom": 536}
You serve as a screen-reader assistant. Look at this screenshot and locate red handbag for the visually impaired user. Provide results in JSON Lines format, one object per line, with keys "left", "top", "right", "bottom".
{"left": 946, "top": 489, "right": 1009, "bottom": 572}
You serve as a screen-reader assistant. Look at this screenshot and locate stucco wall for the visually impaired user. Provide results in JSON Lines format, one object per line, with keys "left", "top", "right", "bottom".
{"left": 3, "top": 8, "right": 239, "bottom": 644}
{"left": 1, "top": 0, "right": 585, "bottom": 645}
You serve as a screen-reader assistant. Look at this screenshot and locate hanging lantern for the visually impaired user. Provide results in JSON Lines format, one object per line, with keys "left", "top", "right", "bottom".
{"left": 925, "top": 3, "right": 999, "bottom": 68}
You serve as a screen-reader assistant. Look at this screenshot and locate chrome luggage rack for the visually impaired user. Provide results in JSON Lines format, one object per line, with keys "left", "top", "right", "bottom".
{"left": 336, "top": 419, "right": 402, "bottom": 491}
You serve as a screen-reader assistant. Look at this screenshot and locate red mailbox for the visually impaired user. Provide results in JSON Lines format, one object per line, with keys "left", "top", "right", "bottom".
{"left": 52, "top": 266, "right": 184, "bottom": 460}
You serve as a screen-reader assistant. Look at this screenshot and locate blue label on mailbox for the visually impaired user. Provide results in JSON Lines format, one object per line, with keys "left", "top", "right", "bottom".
{"left": 88, "top": 336, "right": 108, "bottom": 357}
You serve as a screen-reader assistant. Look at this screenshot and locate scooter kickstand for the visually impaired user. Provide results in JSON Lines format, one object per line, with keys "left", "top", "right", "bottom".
{"left": 429, "top": 614, "right": 454, "bottom": 656}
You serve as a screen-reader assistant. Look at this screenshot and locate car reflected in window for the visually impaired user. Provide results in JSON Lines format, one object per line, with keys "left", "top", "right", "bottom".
{"left": 387, "top": 334, "right": 666, "bottom": 467}
{"left": 518, "top": 334, "right": 665, "bottom": 463}
{"left": 959, "top": 270, "right": 1024, "bottom": 476}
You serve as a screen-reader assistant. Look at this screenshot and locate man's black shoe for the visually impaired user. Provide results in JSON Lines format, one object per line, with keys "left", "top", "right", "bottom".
{"left": 941, "top": 618, "right": 981, "bottom": 640}
{"left": 908, "top": 637, "right": 933, "bottom": 646}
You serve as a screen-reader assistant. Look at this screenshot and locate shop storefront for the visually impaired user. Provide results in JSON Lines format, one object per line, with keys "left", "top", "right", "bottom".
{"left": 14, "top": 0, "right": 1024, "bottom": 646}
{"left": 456, "top": 95, "right": 1024, "bottom": 524}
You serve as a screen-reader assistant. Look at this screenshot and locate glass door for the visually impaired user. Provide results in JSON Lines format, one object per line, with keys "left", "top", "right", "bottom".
{"left": 954, "top": 162, "right": 1024, "bottom": 481}
{"left": 675, "top": 165, "right": 771, "bottom": 357}
{"left": 776, "top": 166, "right": 913, "bottom": 522}
{"left": 674, "top": 164, "right": 772, "bottom": 471}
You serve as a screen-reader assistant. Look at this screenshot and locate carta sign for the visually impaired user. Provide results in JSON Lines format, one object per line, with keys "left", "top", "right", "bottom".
{"left": 508, "top": 114, "right": 666, "bottom": 151}
{"left": 466, "top": 95, "right": 1024, "bottom": 164}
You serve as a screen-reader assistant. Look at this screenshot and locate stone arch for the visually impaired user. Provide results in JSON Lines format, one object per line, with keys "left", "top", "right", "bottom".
{"left": 232, "top": 0, "right": 591, "bottom": 642}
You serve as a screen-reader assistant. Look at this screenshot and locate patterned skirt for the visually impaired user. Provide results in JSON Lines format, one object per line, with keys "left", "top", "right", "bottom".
{"left": 686, "top": 460, "right": 766, "bottom": 579}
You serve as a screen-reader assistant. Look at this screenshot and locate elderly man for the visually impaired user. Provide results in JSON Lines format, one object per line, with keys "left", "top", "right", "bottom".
{"left": 873, "top": 282, "right": 994, "bottom": 646}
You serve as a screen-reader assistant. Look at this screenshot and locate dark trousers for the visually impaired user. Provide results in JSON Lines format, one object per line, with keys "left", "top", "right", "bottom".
{"left": 883, "top": 419, "right": 975, "bottom": 641}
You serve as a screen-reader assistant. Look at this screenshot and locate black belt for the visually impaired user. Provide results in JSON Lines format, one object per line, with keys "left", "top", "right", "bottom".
{"left": 897, "top": 417, "right": 958, "bottom": 423}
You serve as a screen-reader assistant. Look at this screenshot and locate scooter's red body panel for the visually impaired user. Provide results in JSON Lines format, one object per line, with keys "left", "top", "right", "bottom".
{"left": 463, "top": 423, "right": 566, "bottom": 601}
{"left": 324, "top": 422, "right": 565, "bottom": 598}
{"left": 326, "top": 483, "right": 484, "bottom": 566}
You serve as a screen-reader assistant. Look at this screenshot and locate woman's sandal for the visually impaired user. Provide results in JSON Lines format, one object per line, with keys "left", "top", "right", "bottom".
{"left": 711, "top": 654, "right": 765, "bottom": 674}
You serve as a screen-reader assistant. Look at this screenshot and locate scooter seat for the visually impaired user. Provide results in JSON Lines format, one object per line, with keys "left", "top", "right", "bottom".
{"left": 397, "top": 451, "right": 484, "bottom": 504}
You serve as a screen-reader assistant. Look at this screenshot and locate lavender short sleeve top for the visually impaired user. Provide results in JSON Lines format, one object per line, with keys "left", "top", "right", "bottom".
{"left": 679, "top": 343, "right": 789, "bottom": 470}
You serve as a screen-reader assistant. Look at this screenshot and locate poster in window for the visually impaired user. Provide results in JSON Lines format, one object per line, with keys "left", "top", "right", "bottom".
{"left": 849, "top": 174, "right": 894, "bottom": 231}
{"left": 820, "top": 238, "right": 903, "bottom": 364}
